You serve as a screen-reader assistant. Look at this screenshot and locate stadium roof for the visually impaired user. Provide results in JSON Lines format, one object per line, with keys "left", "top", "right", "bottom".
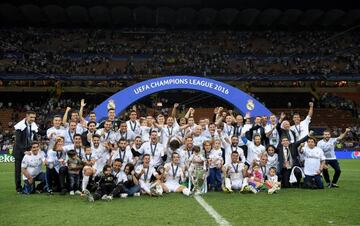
{"left": 0, "top": 3, "right": 359, "bottom": 28}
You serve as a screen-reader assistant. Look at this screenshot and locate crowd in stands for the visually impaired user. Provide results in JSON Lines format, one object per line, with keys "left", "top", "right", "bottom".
{"left": 1, "top": 28, "right": 359, "bottom": 76}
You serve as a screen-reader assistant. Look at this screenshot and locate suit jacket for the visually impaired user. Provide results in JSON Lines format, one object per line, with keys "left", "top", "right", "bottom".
{"left": 276, "top": 122, "right": 297, "bottom": 145}
{"left": 245, "top": 124, "right": 267, "bottom": 146}
{"left": 81, "top": 131, "right": 95, "bottom": 147}
{"left": 14, "top": 119, "right": 38, "bottom": 155}
{"left": 277, "top": 135, "right": 309, "bottom": 170}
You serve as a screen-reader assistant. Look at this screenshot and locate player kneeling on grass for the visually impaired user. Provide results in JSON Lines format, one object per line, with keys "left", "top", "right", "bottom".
{"left": 300, "top": 137, "right": 326, "bottom": 189}
{"left": 135, "top": 154, "right": 162, "bottom": 196}
{"left": 223, "top": 151, "right": 247, "bottom": 192}
{"left": 84, "top": 165, "right": 116, "bottom": 202}
{"left": 265, "top": 167, "right": 281, "bottom": 194}
{"left": 162, "top": 152, "right": 191, "bottom": 196}
{"left": 187, "top": 146, "right": 207, "bottom": 195}
{"left": 21, "top": 142, "right": 48, "bottom": 194}
{"left": 67, "top": 150, "right": 83, "bottom": 195}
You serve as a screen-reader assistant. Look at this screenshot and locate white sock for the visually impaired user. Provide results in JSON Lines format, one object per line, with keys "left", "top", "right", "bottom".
{"left": 82, "top": 175, "right": 89, "bottom": 191}
{"left": 182, "top": 188, "right": 191, "bottom": 196}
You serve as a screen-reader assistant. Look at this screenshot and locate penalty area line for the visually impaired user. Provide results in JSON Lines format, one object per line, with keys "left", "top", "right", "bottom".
{"left": 194, "top": 195, "right": 231, "bottom": 226}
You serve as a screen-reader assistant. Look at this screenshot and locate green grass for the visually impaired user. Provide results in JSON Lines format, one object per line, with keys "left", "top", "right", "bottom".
{"left": 1, "top": 160, "right": 359, "bottom": 226}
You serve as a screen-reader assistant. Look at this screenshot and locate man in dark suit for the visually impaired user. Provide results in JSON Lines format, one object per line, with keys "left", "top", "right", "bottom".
{"left": 81, "top": 121, "right": 97, "bottom": 147}
{"left": 245, "top": 116, "right": 267, "bottom": 146}
{"left": 277, "top": 131, "right": 313, "bottom": 188}
{"left": 13, "top": 111, "right": 38, "bottom": 193}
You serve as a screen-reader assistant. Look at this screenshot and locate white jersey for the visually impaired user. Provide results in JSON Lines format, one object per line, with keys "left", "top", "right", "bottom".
{"left": 64, "top": 129, "right": 76, "bottom": 146}
{"left": 246, "top": 141, "right": 265, "bottom": 164}
{"left": 64, "top": 144, "right": 85, "bottom": 159}
{"left": 113, "top": 130, "right": 136, "bottom": 143}
{"left": 223, "top": 124, "right": 235, "bottom": 137}
{"left": 138, "top": 141, "right": 164, "bottom": 168}
{"left": 46, "top": 149, "right": 67, "bottom": 173}
{"left": 291, "top": 116, "right": 311, "bottom": 141}
{"left": 222, "top": 139, "right": 246, "bottom": 165}
{"left": 225, "top": 162, "right": 244, "bottom": 181}
{"left": 140, "top": 126, "right": 152, "bottom": 142}
{"left": 46, "top": 126, "right": 66, "bottom": 150}
{"left": 164, "top": 163, "right": 183, "bottom": 182}
{"left": 126, "top": 120, "right": 141, "bottom": 135}
{"left": 265, "top": 124, "right": 280, "bottom": 147}
{"left": 268, "top": 174, "right": 278, "bottom": 183}
{"left": 267, "top": 153, "right": 278, "bottom": 169}
{"left": 193, "top": 135, "right": 207, "bottom": 147}
{"left": 112, "top": 170, "right": 127, "bottom": 185}
{"left": 110, "top": 147, "right": 134, "bottom": 168}
{"left": 317, "top": 138, "right": 337, "bottom": 160}
{"left": 21, "top": 151, "right": 45, "bottom": 180}
{"left": 95, "top": 129, "right": 116, "bottom": 144}
{"left": 303, "top": 146, "right": 325, "bottom": 176}
{"left": 179, "top": 148, "right": 193, "bottom": 167}
{"left": 161, "top": 125, "right": 180, "bottom": 145}
{"left": 135, "top": 165, "right": 157, "bottom": 183}
{"left": 93, "top": 145, "right": 110, "bottom": 174}
{"left": 208, "top": 149, "right": 223, "bottom": 168}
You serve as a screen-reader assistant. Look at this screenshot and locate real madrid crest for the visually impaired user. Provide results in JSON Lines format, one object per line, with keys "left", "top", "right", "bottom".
{"left": 246, "top": 99, "right": 255, "bottom": 111}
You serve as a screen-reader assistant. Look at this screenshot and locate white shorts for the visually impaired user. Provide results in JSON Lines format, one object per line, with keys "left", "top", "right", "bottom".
{"left": 231, "top": 180, "right": 243, "bottom": 190}
{"left": 165, "top": 180, "right": 181, "bottom": 192}
{"left": 139, "top": 180, "right": 151, "bottom": 193}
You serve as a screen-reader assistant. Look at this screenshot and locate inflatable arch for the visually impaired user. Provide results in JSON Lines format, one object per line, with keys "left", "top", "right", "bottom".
{"left": 91, "top": 76, "right": 272, "bottom": 122}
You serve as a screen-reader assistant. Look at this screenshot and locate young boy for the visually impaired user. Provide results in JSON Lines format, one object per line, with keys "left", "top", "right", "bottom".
{"left": 67, "top": 149, "right": 83, "bottom": 195}
{"left": 208, "top": 139, "right": 223, "bottom": 192}
{"left": 21, "top": 142, "right": 47, "bottom": 194}
{"left": 266, "top": 167, "right": 281, "bottom": 194}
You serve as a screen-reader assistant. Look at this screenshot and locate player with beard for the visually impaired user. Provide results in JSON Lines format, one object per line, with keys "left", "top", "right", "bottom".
{"left": 110, "top": 138, "right": 134, "bottom": 169}
{"left": 222, "top": 135, "right": 246, "bottom": 165}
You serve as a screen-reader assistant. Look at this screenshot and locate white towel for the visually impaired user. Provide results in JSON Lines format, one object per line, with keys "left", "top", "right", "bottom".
{"left": 14, "top": 118, "right": 38, "bottom": 132}
{"left": 289, "top": 166, "right": 305, "bottom": 183}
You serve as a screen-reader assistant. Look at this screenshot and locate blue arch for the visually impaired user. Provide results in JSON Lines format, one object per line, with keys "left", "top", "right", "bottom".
{"left": 91, "top": 76, "right": 272, "bottom": 122}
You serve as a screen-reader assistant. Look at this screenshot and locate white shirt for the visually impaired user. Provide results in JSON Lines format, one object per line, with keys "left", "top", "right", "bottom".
{"left": 138, "top": 141, "right": 164, "bottom": 167}
{"left": 291, "top": 115, "right": 311, "bottom": 141}
{"left": 208, "top": 149, "right": 223, "bottom": 168}
{"left": 164, "top": 162, "right": 183, "bottom": 182}
{"left": 223, "top": 124, "right": 235, "bottom": 137}
{"left": 161, "top": 125, "right": 180, "bottom": 145}
{"left": 111, "top": 147, "right": 134, "bottom": 169}
{"left": 265, "top": 124, "right": 279, "bottom": 147}
{"left": 93, "top": 145, "right": 110, "bottom": 174}
{"left": 303, "top": 146, "right": 325, "bottom": 176}
{"left": 225, "top": 162, "right": 244, "bottom": 181}
{"left": 317, "top": 138, "right": 337, "bottom": 160}
{"left": 46, "top": 126, "right": 66, "bottom": 150}
{"left": 112, "top": 170, "right": 127, "bottom": 185}
{"left": 246, "top": 141, "right": 265, "bottom": 164}
{"left": 222, "top": 139, "right": 246, "bottom": 165}
{"left": 135, "top": 165, "right": 157, "bottom": 183}
{"left": 64, "top": 129, "right": 76, "bottom": 146}
{"left": 126, "top": 120, "right": 141, "bottom": 135}
{"left": 113, "top": 130, "right": 136, "bottom": 143}
{"left": 268, "top": 174, "right": 278, "bottom": 183}
{"left": 267, "top": 153, "right": 279, "bottom": 169}
{"left": 193, "top": 134, "right": 207, "bottom": 147}
{"left": 95, "top": 129, "right": 115, "bottom": 144}
{"left": 21, "top": 151, "right": 45, "bottom": 180}
{"left": 46, "top": 149, "right": 67, "bottom": 173}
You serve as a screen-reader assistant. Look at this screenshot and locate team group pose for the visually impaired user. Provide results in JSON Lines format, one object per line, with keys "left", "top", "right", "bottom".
{"left": 14, "top": 100, "right": 350, "bottom": 202}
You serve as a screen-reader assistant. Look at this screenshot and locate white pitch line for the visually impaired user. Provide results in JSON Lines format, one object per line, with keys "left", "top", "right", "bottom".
{"left": 194, "top": 195, "right": 231, "bottom": 226}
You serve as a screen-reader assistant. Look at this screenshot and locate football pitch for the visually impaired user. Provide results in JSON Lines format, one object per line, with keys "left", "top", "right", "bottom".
{"left": 1, "top": 160, "right": 359, "bottom": 226}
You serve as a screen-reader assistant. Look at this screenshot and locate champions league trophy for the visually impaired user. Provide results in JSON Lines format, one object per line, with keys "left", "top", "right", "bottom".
{"left": 107, "top": 99, "right": 115, "bottom": 110}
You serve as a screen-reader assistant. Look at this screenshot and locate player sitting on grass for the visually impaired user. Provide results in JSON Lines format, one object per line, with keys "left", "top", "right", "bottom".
{"left": 223, "top": 151, "right": 247, "bottom": 192}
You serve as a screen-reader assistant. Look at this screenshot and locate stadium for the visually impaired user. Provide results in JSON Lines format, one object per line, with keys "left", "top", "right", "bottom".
{"left": 0, "top": 0, "right": 359, "bottom": 225}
